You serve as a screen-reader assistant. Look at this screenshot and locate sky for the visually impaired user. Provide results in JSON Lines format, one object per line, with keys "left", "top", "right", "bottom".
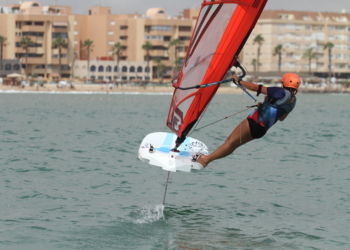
{"left": 3, "top": 0, "right": 350, "bottom": 16}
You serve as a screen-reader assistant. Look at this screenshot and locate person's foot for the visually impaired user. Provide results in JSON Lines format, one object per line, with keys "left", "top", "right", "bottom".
{"left": 192, "top": 153, "right": 208, "bottom": 168}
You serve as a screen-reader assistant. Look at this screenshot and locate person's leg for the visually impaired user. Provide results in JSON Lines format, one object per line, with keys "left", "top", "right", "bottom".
{"left": 197, "top": 119, "right": 254, "bottom": 167}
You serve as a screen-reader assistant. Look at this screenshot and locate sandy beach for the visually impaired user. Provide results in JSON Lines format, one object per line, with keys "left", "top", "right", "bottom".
{"left": 0, "top": 83, "right": 244, "bottom": 94}
{"left": 1, "top": 83, "right": 349, "bottom": 94}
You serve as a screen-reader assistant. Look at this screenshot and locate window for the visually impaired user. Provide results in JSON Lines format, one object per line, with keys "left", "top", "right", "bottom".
{"left": 53, "top": 54, "right": 67, "bottom": 58}
{"left": 98, "top": 66, "right": 104, "bottom": 72}
{"left": 145, "top": 35, "right": 164, "bottom": 40}
{"left": 114, "top": 66, "right": 118, "bottom": 72}
{"left": 110, "top": 21, "right": 115, "bottom": 25}
{"left": 122, "top": 66, "right": 127, "bottom": 72}
{"left": 179, "top": 26, "right": 191, "bottom": 32}
{"left": 61, "top": 65, "right": 70, "bottom": 70}
{"left": 13, "top": 64, "right": 20, "bottom": 70}
{"left": 313, "top": 26, "right": 323, "bottom": 31}
{"left": 22, "top": 32, "right": 44, "bottom": 37}
{"left": 152, "top": 46, "right": 167, "bottom": 50}
{"left": 120, "top": 36, "right": 128, "bottom": 40}
{"left": 179, "top": 36, "right": 191, "bottom": 41}
{"left": 137, "top": 66, "right": 142, "bottom": 73}
{"left": 5, "top": 64, "right": 11, "bottom": 70}
{"left": 145, "top": 66, "right": 150, "bottom": 73}
{"left": 130, "top": 66, "right": 135, "bottom": 72}
{"left": 286, "top": 24, "right": 295, "bottom": 29}
{"left": 15, "top": 53, "right": 43, "bottom": 58}
{"left": 108, "top": 31, "right": 114, "bottom": 35}
{"left": 149, "top": 25, "right": 171, "bottom": 31}
{"left": 52, "top": 32, "right": 68, "bottom": 38}
{"left": 15, "top": 42, "right": 42, "bottom": 48}
{"left": 120, "top": 26, "right": 128, "bottom": 30}
{"left": 279, "top": 14, "right": 294, "bottom": 20}
{"left": 106, "top": 66, "right": 112, "bottom": 72}
{"left": 90, "top": 65, "right": 96, "bottom": 72}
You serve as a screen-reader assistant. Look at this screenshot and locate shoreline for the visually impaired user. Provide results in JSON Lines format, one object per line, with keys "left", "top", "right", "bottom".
{"left": 1, "top": 83, "right": 349, "bottom": 94}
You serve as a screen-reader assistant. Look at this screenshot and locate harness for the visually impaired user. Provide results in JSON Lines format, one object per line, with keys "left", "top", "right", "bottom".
{"left": 255, "top": 90, "right": 296, "bottom": 130}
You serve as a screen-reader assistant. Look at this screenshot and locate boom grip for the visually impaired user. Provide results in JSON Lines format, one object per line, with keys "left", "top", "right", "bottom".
{"left": 237, "top": 64, "right": 246, "bottom": 79}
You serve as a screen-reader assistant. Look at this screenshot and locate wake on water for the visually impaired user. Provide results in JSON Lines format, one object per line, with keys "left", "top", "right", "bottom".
{"left": 133, "top": 205, "right": 165, "bottom": 224}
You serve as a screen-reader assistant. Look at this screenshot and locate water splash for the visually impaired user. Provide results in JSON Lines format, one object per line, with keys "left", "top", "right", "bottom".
{"left": 134, "top": 204, "right": 165, "bottom": 224}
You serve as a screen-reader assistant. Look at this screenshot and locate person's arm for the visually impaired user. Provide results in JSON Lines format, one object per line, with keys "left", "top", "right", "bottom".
{"left": 232, "top": 75, "right": 267, "bottom": 95}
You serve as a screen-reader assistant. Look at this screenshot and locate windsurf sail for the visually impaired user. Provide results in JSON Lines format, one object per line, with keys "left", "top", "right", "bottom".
{"left": 167, "top": 0, "right": 268, "bottom": 146}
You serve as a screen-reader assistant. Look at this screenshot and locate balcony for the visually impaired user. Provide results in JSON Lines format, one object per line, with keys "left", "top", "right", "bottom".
{"left": 27, "top": 58, "right": 46, "bottom": 64}
{"left": 51, "top": 58, "right": 69, "bottom": 64}
{"left": 52, "top": 27, "right": 68, "bottom": 33}
{"left": 21, "top": 25, "right": 45, "bottom": 32}
{"left": 15, "top": 47, "right": 40, "bottom": 54}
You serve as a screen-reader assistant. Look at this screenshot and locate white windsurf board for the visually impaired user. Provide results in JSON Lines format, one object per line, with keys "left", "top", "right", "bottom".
{"left": 138, "top": 132, "right": 208, "bottom": 172}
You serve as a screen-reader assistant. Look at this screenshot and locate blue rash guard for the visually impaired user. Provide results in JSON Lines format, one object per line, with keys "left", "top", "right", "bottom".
{"left": 248, "top": 87, "right": 296, "bottom": 130}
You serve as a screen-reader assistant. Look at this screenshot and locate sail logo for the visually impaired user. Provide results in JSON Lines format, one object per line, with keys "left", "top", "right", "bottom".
{"left": 189, "top": 141, "right": 205, "bottom": 148}
{"left": 172, "top": 108, "right": 183, "bottom": 132}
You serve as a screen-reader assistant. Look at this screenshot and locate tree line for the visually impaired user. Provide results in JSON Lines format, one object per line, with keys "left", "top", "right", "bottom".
{"left": 252, "top": 34, "right": 335, "bottom": 79}
{"left": 2, "top": 33, "right": 335, "bottom": 81}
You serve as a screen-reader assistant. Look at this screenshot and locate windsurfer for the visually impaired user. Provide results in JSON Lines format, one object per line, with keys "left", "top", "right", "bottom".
{"left": 195, "top": 73, "right": 300, "bottom": 168}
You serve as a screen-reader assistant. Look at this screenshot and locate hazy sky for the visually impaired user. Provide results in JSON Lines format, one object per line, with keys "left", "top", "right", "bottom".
{"left": 5, "top": 0, "right": 350, "bottom": 16}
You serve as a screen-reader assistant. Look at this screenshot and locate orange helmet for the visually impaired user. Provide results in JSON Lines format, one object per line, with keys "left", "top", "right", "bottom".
{"left": 282, "top": 73, "right": 300, "bottom": 89}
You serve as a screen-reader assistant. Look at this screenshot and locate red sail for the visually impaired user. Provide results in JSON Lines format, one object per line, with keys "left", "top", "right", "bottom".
{"left": 167, "top": 0, "right": 268, "bottom": 138}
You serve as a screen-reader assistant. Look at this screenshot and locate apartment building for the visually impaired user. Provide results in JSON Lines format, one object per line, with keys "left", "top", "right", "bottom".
{"left": 74, "top": 6, "right": 199, "bottom": 80}
{"left": 0, "top": 59, "right": 22, "bottom": 77}
{"left": 243, "top": 10, "right": 350, "bottom": 77}
{"left": 0, "top": 1, "right": 74, "bottom": 78}
{"left": 0, "top": 2, "right": 198, "bottom": 80}
{"left": 73, "top": 59, "right": 152, "bottom": 81}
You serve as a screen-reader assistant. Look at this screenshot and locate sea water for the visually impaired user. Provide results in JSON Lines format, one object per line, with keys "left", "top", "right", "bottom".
{"left": 0, "top": 92, "right": 349, "bottom": 249}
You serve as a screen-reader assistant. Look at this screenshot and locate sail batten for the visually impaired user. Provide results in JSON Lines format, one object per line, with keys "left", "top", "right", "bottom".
{"left": 167, "top": 0, "right": 268, "bottom": 139}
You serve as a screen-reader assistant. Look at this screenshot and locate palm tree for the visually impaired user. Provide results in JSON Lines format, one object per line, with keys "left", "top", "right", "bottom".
{"left": 253, "top": 34, "right": 264, "bottom": 72}
{"left": 82, "top": 39, "right": 94, "bottom": 81}
{"left": 20, "top": 36, "right": 33, "bottom": 79}
{"left": 323, "top": 42, "right": 334, "bottom": 81}
{"left": 0, "top": 35, "right": 8, "bottom": 73}
{"left": 153, "top": 57, "right": 162, "bottom": 80}
{"left": 273, "top": 44, "right": 283, "bottom": 72}
{"left": 169, "top": 38, "right": 183, "bottom": 76}
{"left": 251, "top": 58, "right": 257, "bottom": 72}
{"left": 52, "top": 37, "right": 68, "bottom": 80}
{"left": 174, "top": 57, "right": 183, "bottom": 72}
{"left": 142, "top": 41, "right": 153, "bottom": 80}
{"left": 158, "top": 63, "right": 167, "bottom": 84}
{"left": 111, "top": 42, "right": 125, "bottom": 81}
{"left": 71, "top": 50, "right": 78, "bottom": 79}
{"left": 302, "top": 47, "right": 316, "bottom": 76}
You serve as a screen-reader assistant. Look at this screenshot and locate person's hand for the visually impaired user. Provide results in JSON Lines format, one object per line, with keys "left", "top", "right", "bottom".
{"left": 231, "top": 75, "right": 240, "bottom": 84}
